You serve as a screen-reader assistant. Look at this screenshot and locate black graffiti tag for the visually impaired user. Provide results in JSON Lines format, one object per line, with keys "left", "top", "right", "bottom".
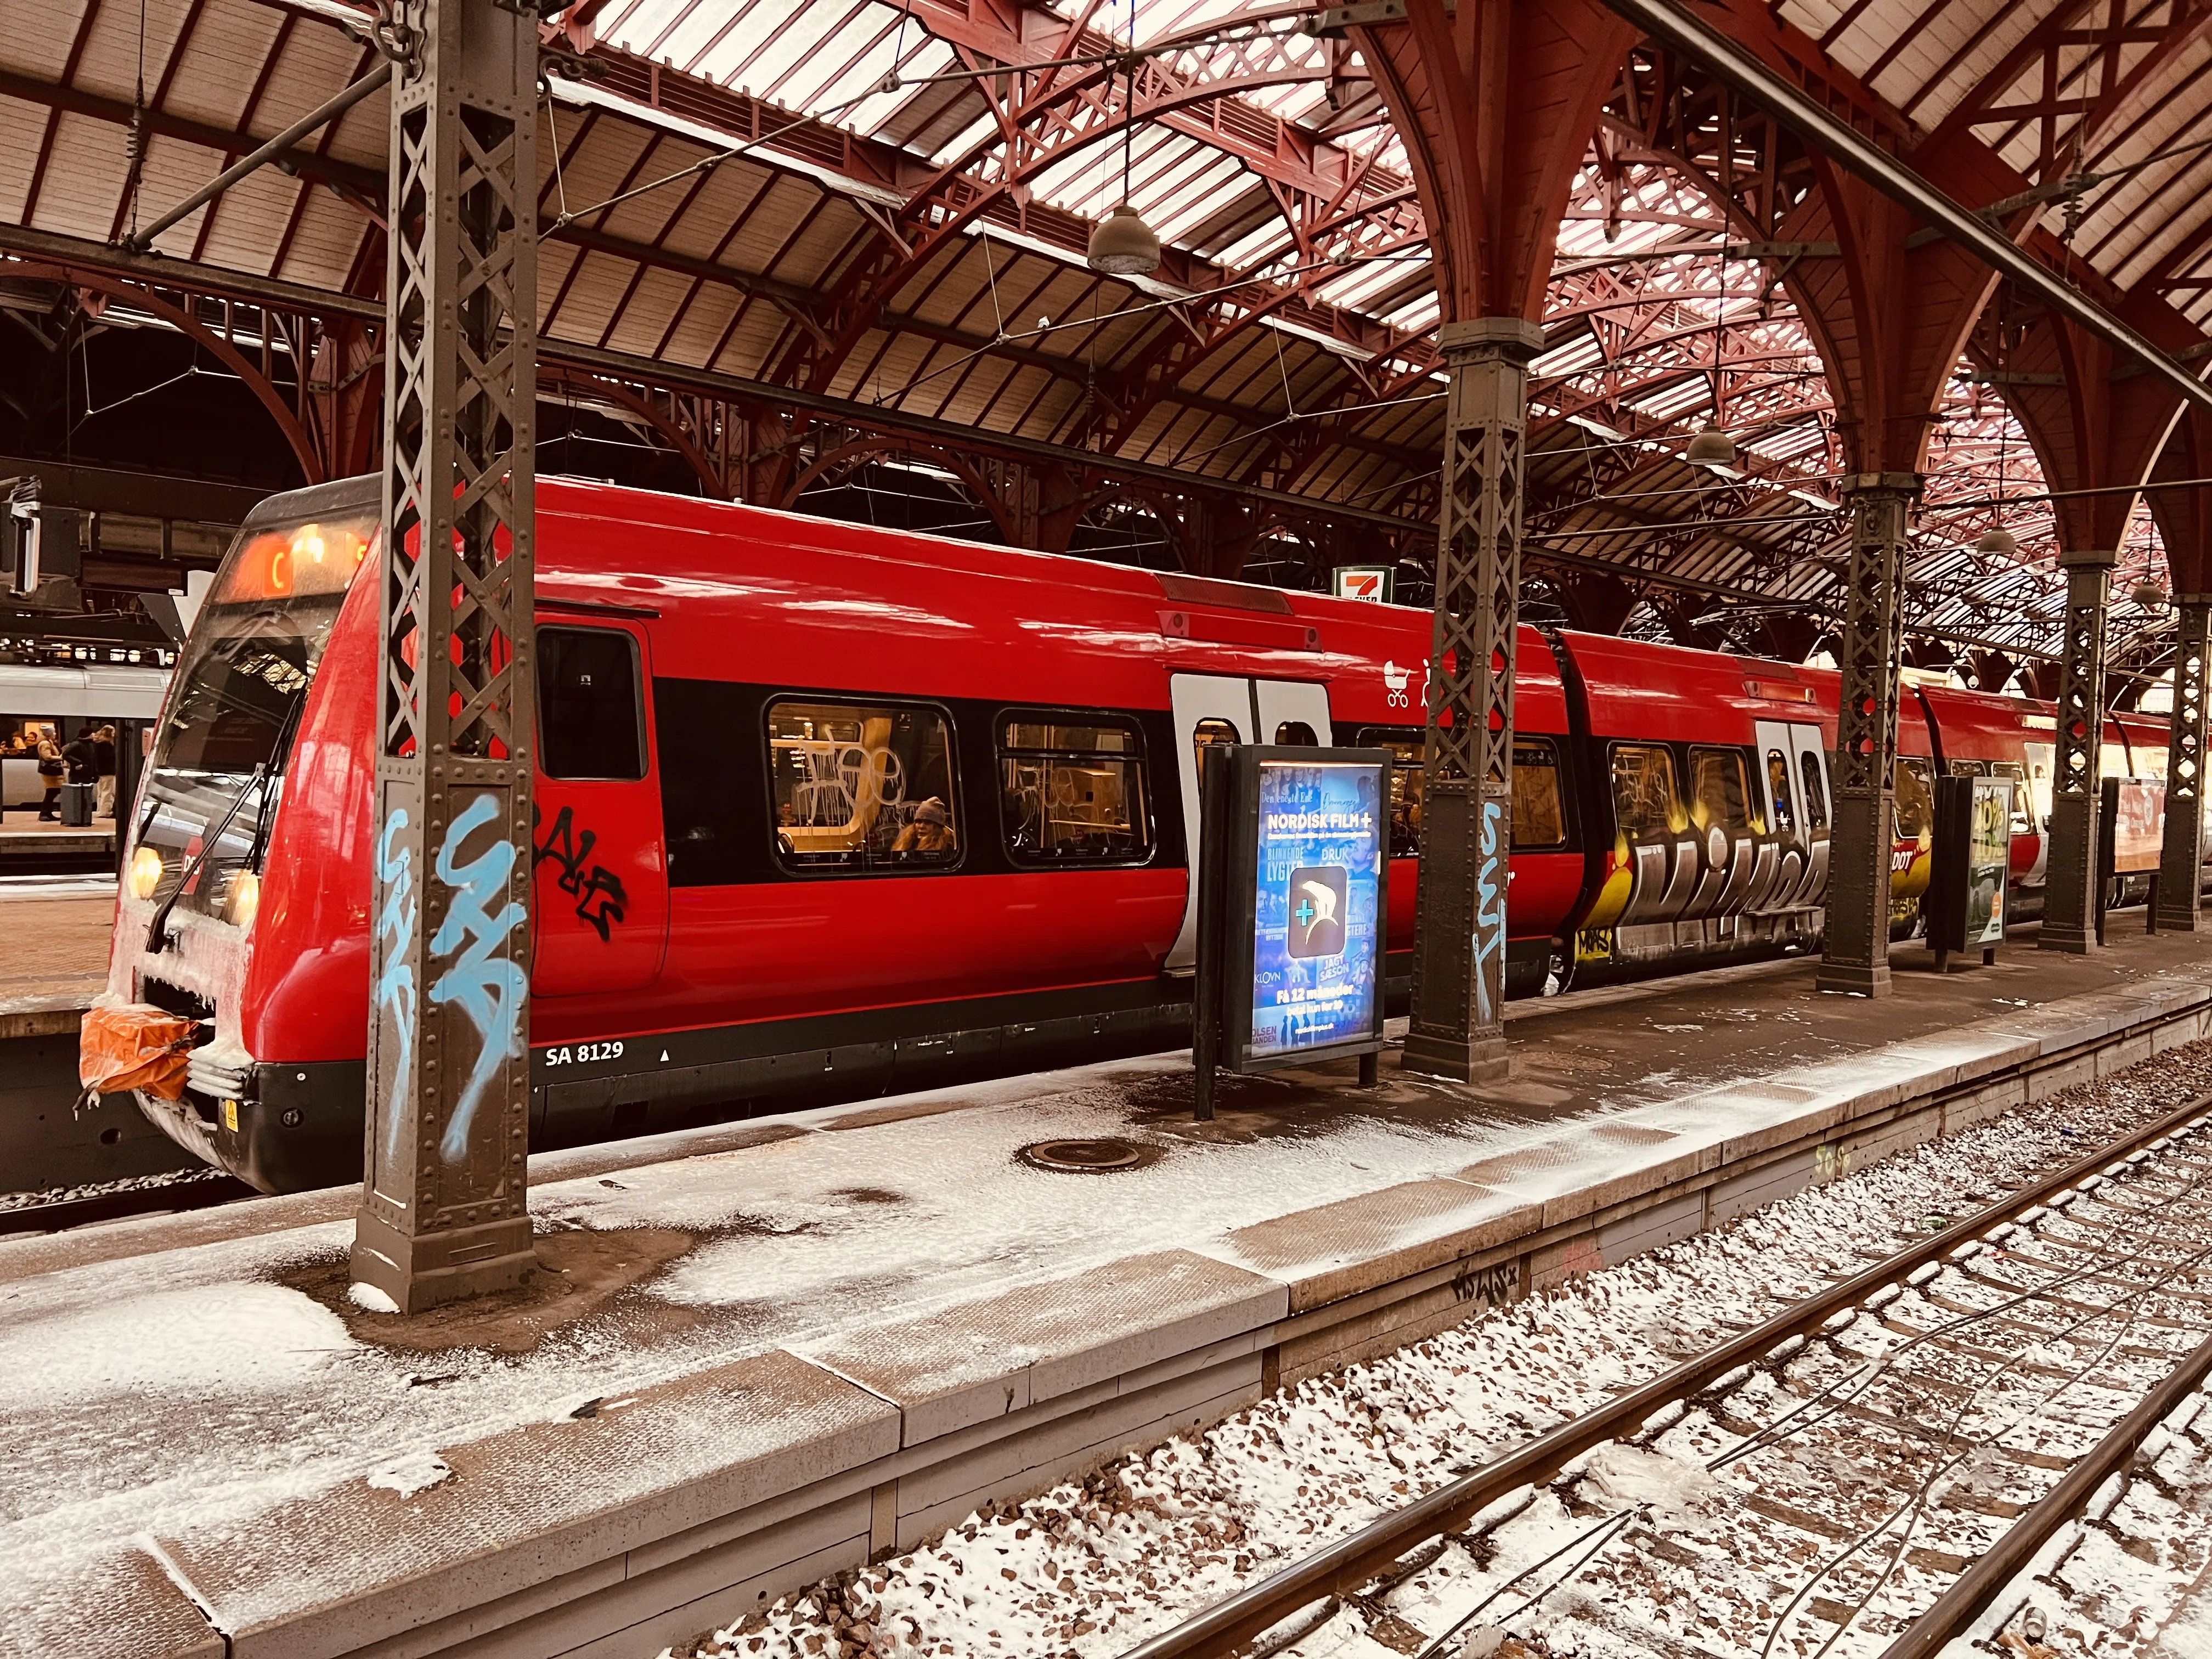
{"left": 532, "top": 805, "right": 629, "bottom": 942}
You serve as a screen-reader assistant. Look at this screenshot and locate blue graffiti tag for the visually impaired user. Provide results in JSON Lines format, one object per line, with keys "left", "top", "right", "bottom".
{"left": 1471, "top": 797, "right": 1505, "bottom": 1026}
{"left": 428, "top": 792, "right": 529, "bottom": 1165}
{"left": 374, "top": 806, "right": 417, "bottom": 1168}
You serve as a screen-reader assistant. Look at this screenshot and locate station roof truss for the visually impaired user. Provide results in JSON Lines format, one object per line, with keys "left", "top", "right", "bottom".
{"left": 3, "top": 0, "right": 2212, "bottom": 690}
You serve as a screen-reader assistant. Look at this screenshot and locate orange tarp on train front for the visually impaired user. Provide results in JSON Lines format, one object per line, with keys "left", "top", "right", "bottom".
{"left": 79, "top": 1002, "right": 197, "bottom": 1101}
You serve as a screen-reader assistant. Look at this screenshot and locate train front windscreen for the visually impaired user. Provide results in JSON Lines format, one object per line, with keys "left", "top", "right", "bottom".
{"left": 125, "top": 511, "right": 378, "bottom": 929}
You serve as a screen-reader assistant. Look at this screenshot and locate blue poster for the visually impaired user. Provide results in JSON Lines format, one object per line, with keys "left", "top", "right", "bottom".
{"left": 1246, "top": 758, "right": 1386, "bottom": 1062}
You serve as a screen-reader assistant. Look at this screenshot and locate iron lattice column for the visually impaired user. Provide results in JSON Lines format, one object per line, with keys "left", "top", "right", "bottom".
{"left": 1403, "top": 317, "right": 1544, "bottom": 1083}
{"left": 1818, "top": 473, "right": 1919, "bottom": 997}
{"left": 2041, "top": 549, "right": 2116, "bottom": 954}
{"left": 2157, "top": 596, "right": 2211, "bottom": 931}
{"left": 352, "top": 0, "right": 540, "bottom": 1313}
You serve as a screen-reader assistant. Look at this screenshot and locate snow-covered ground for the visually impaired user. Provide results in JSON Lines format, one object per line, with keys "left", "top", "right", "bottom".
{"left": 668, "top": 1047, "right": 2212, "bottom": 1659}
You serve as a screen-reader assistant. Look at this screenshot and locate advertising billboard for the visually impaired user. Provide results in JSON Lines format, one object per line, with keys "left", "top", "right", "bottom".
{"left": 1929, "top": 772, "right": 2012, "bottom": 963}
{"left": 1228, "top": 746, "right": 1390, "bottom": 1070}
{"left": 2109, "top": 778, "right": 2164, "bottom": 874}
{"left": 1965, "top": 774, "right": 2010, "bottom": 947}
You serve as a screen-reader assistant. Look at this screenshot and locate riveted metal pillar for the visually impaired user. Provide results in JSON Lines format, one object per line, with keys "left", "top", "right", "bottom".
{"left": 1818, "top": 473, "right": 1918, "bottom": 997}
{"left": 352, "top": 0, "right": 540, "bottom": 1314}
{"left": 2157, "top": 597, "right": 2211, "bottom": 931}
{"left": 2040, "top": 549, "right": 2115, "bottom": 955}
{"left": 1403, "top": 317, "right": 1543, "bottom": 1083}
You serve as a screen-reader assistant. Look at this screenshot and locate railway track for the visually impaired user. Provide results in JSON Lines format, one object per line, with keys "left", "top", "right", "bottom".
{"left": 0, "top": 1169, "right": 257, "bottom": 1237}
{"left": 1118, "top": 1091, "right": 2212, "bottom": 1659}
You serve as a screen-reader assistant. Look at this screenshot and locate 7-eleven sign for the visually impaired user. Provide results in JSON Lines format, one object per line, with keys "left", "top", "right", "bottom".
{"left": 1331, "top": 565, "right": 1395, "bottom": 603}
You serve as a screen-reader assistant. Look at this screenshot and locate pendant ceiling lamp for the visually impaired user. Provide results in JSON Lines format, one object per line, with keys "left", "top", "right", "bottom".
{"left": 1685, "top": 425, "right": 1738, "bottom": 467}
{"left": 1087, "top": 31, "right": 1160, "bottom": 278}
{"left": 1688, "top": 255, "right": 1735, "bottom": 469}
{"left": 1978, "top": 349, "right": 2018, "bottom": 555}
{"left": 1088, "top": 205, "right": 1160, "bottom": 276}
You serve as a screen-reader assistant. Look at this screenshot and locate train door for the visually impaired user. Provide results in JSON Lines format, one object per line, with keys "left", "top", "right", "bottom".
{"left": 1163, "top": 673, "right": 1332, "bottom": 969}
{"left": 1751, "top": 720, "right": 1831, "bottom": 908}
{"left": 531, "top": 620, "right": 669, "bottom": 996}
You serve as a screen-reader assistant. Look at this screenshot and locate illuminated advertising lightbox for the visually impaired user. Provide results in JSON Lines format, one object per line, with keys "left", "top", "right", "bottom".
{"left": 2109, "top": 778, "right": 2165, "bottom": 874}
{"left": 1929, "top": 772, "right": 2015, "bottom": 958}
{"left": 1966, "top": 775, "right": 2011, "bottom": 947}
{"left": 1228, "top": 746, "right": 1391, "bottom": 1071}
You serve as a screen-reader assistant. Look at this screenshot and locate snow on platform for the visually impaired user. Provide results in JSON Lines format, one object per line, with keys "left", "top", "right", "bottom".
{"left": 2, "top": 934, "right": 2209, "bottom": 1659}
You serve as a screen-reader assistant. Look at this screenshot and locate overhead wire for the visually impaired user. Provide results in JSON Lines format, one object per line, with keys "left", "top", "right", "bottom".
{"left": 1397, "top": 1134, "right": 2212, "bottom": 1659}
{"left": 560, "top": 14, "right": 2166, "bottom": 661}
{"left": 546, "top": 13, "right": 1314, "bottom": 233}
{"left": 869, "top": 251, "right": 1434, "bottom": 408}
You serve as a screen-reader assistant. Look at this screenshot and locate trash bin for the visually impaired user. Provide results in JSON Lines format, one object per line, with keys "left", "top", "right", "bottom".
{"left": 61, "top": 781, "right": 93, "bottom": 827}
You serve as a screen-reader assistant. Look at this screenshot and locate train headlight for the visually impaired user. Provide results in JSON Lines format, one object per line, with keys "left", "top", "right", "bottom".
{"left": 225, "top": 871, "right": 262, "bottom": 930}
{"left": 127, "top": 845, "right": 165, "bottom": 900}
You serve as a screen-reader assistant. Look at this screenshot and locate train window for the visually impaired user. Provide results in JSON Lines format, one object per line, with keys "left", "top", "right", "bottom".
{"left": 656, "top": 679, "right": 752, "bottom": 886}
{"left": 1274, "top": 721, "right": 1319, "bottom": 746}
{"left": 1359, "top": 729, "right": 1565, "bottom": 853}
{"left": 2022, "top": 743, "right": 2055, "bottom": 828}
{"left": 1192, "top": 717, "right": 1240, "bottom": 779}
{"left": 1765, "top": 751, "right": 1797, "bottom": 836}
{"left": 1798, "top": 750, "right": 1829, "bottom": 833}
{"left": 998, "top": 715, "right": 1150, "bottom": 865}
{"left": 1514, "top": 738, "right": 1567, "bottom": 848}
{"left": 539, "top": 628, "right": 644, "bottom": 781}
{"left": 1948, "top": 758, "right": 1987, "bottom": 777}
{"left": 768, "top": 699, "right": 959, "bottom": 872}
{"left": 1894, "top": 757, "right": 1934, "bottom": 838}
{"left": 1611, "top": 743, "right": 1684, "bottom": 839}
{"left": 1991, "top": 760, "right": 2031, "bottom": 834}
{"left": 1688, "top": 747, "right": 1751, "bottom": 834}
{"left": 1358, "top": 729, "right": 1424, "bottom": 857}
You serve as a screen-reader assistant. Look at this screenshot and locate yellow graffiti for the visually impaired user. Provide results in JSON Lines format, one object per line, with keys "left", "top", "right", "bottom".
{"left": 1581, "top": 837, "right": 1634, "bottom": 930}
{"left": 1890, "top": 833, "right": 1934, "bottom": 902}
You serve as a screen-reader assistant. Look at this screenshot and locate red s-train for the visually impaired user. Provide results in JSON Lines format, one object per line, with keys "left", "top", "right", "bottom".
{"left": 104, "top": 475, "right": 2183, "bottom": 1194}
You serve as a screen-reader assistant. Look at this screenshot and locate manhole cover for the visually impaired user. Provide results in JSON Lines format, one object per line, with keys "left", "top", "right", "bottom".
{"left": 1017, "top": 1138, "right": 1143, "bottom": 1173}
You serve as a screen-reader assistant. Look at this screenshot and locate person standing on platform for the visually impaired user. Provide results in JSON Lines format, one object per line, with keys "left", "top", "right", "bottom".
{"left": 34, "top": 728, "right": 63, "bottom": 821}
{"left": 60, "top": 730, "right": 96, "bottom": 827}
{"left": 93, "top": 725, "right": 117, "bottom": 819}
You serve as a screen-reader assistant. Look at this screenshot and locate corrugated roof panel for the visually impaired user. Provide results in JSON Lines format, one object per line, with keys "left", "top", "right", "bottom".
{"left": 0, "top": 100, "right": 50, "bottom": 222}
{"left": 32, "top": 115, "right": 136, "bottom": 245}
{"left": 153, "top": 12, "right": 293, "bottom": 136}
{"left": 546, "top": 251, "right": 633, "bottom": 345}
{"left": 267, "top": 196, "right": 370, "bottom": 289}
{"left": 195, "top": 169, "right": 314, "bottom": 267}
{"left": 653, "top": 279, "right": 741, "bottom": 366}
{"left": 703, "top": 289, "right": 794, "bottom": 378}
{"left": 600, "top": 265, "right": 698, "bottom": 356}
{"left": 640, "top": 160, "right": 778, "bottom": 264}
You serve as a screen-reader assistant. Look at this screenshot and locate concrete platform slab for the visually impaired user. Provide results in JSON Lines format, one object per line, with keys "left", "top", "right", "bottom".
{"left": 2, "top": 927, "right": 2209, "bottom": 1659}
{"left": 0, "top": 883, "right": 111, "bottom": 1020}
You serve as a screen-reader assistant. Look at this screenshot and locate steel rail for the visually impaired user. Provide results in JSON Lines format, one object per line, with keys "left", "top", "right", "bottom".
{"left": 1876, "top": 1324, "right": 2212, "bottom": 1658}
{"left": 1590, "top": 0, "right": 2212, "bottom": 419}
{"left": 1113, "top": 1090, "right": 2212, "bottom": 1659}
{"left": 122, "top": 60, "right": 395, "bottom": 255}
{"left": 0, "top": 1172, "right": 256, "bottom": 1236}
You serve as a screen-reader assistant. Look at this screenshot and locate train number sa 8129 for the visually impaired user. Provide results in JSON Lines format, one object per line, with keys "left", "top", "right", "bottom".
{"left": 544, "top": 1041, "right": 625, "bottom": 1068}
